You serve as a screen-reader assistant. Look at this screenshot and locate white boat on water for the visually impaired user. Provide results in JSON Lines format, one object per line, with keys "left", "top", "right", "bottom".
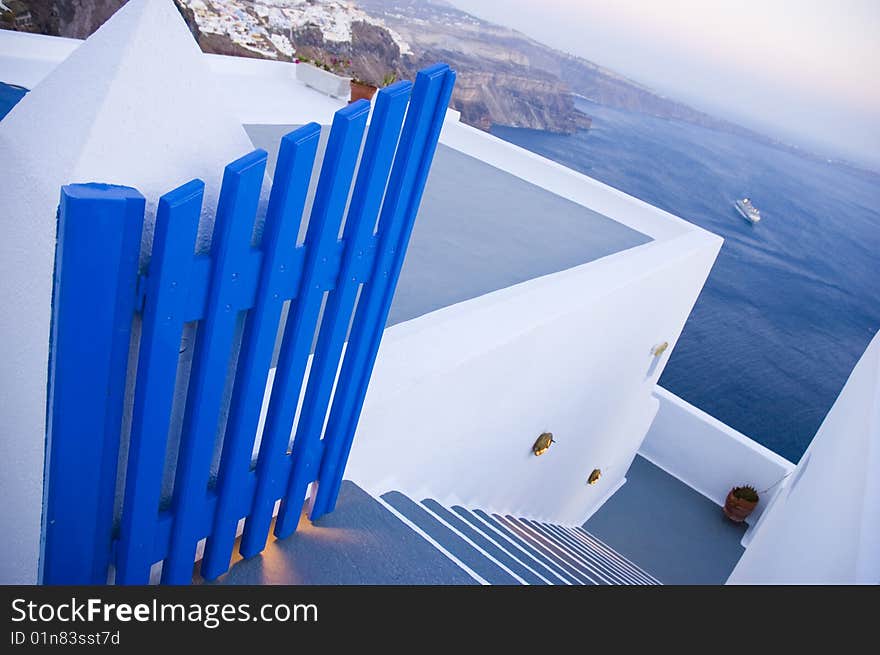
{"left": 735, "top": 197, "right": 761, "bottom": 223}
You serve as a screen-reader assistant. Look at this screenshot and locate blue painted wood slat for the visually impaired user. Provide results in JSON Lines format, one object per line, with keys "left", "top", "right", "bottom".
{"left": 311, "top": 65, "right": 456, "bottom": 520}
{"left": 115, "top": 180, "right": 204, "bottom": 584}
{"left": 43, "top": 184, "right": 144, "bottom": 584}
{"left": 161, "top": 150, "right": 268, "bottom": 584}
{"left": 239, "top": 101, "right": 370, "bottom": 557}
{"left": 200, "top": 124, "right": 321, "bottom": 581}
{"left": 275, "top": 81, "right": 413, "bottom": 536}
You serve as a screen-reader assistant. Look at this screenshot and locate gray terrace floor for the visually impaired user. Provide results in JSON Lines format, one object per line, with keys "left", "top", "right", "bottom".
{"left": 245, "top": 125, "right": 652, "bottom": 327}
{"left": 584, "top": 456, "right": 747, "bottom": 584}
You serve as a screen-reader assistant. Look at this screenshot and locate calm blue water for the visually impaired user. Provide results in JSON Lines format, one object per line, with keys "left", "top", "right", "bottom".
{"left": 492, "top": 99, "right": 880, "bottom": 462}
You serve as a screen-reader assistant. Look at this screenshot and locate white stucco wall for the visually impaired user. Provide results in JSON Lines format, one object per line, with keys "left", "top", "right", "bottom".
{"left": 345, "top": 230, "right": 721, "bottom": 525}
{"left": 639, "top": 386, "right": 795, "bottom": 529}
{"left": 0, "top": 0, "right": 264, "bottom": 584}
{"left": 727, "top": 330, "right": 880, "bottom": 584}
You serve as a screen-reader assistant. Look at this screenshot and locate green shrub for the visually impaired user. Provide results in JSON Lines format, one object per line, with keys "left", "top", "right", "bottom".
{"left": 732, "top": 485, "right": 759, "bottom": 502}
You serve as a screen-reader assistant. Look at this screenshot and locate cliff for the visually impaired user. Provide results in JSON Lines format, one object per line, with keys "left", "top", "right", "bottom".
{"left": 359, "top": 0, "right": 752, "bottom": 136}
{"left": 287, "top": 20, "right": 407, "bottom": 95}
{"left": 0, "top": 1, "right": 777, "bottom": 144}
{"left": 2, "top": 1, "right": 591, "bottom": 135}
{"left": 359, "top": 0, "right": 592, "bottom": 133}
{"left": 445, "top": 68, "right": 591, "bottom": 133}
{"left": 404, "top": 54, "right": 590, "bottom": 133}
{"left": 0, "top": 0, "right": 125, "bottom": 37}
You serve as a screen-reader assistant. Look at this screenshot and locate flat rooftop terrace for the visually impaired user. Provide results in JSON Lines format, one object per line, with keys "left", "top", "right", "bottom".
{"left": 245, "top": 125, "right": 652, "bottom": 326}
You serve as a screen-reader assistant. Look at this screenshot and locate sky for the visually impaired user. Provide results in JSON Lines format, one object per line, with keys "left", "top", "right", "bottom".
{"left": 449, "top": 0, "right": 880, "bottom": 170}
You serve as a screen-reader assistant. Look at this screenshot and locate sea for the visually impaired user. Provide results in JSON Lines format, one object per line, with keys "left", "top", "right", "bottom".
{"left": 492, "top": 98, "right": 880, "bottom": 462}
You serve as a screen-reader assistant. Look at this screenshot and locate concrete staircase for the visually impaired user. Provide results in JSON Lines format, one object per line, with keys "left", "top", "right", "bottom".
{"left": 214, "top": 481, "right": 660, "bottom": 585}
{"left": 379, "top": 491, "right": 660, "bottom": 585}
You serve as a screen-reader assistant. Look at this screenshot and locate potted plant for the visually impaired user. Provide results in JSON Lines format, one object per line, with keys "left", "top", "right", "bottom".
{"left": 349, "top": 72, "right": 397, "bottom": 104}
{"left": 723, "top": 485, "right": 759, "bottom": 522}
{"left": 349, "top": 77, "right": 378, "bottom": 103}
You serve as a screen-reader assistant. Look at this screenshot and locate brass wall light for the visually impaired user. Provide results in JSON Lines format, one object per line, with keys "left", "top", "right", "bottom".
{"left": 588, "top": 469, "right": 602, "bottom": 485}
{"left": 651, "top": 341, "right": 669, "bottom": 357}
{"left": 532, "top": 432, "right": 555, "bottom": 456}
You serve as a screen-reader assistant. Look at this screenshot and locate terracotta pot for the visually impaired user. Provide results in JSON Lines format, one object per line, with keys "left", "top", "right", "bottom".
{"left": 350, "top": 80, "right": 378, "bottom": 103}
{"left": 723, "top": 488, "right": 759, "bottom": 522}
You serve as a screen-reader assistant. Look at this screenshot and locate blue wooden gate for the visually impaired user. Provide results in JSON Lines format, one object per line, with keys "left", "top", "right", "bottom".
{"left": 42, "top": 63, "right": 455, "bottom": 584}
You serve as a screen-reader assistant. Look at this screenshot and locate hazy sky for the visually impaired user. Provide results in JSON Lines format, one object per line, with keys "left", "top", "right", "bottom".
{"left": 449, "top": 0, "right": 880, "bottom": 169}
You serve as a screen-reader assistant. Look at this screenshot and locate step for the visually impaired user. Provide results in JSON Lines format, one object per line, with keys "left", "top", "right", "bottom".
{"left": 450, "top": 506, "right": 570, "bottom": 585}
{"left": 470, "top": 509, "right": 585, "bottom": 584}
{"left": 380, "top": 492, "right": 521, "bottom": 585}
{"left": 420, "top": 499, "right": 548, "bottom": 585}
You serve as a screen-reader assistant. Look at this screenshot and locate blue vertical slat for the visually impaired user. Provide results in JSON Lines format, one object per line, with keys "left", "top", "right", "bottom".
{"left": 311, "top": 65, "right": 455, "bottom": 519}
{"left": 43, "top": 184, "right": 144, "bottom": 584}
{"left": 115, "top": 180, "right": 204, "bottom": 585}
{"left": 200, "top": 125, "right": 320, "bottom": 581}
{"left": 275, "top": 82, "right": 413, "bottom": 536}
{"left": 161, "top": 150, "right": 268, "bottom": 584}
{"left": 240, "top": 101, "right": 370, "bottom": 557}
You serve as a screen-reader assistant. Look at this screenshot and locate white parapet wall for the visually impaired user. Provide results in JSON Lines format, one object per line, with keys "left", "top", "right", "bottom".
{"left": 727, "top": 330, "right": 880, "bottom": 584}
{"left": 345, "top": 229, "right": 721, "bottom": 526}
{"left": 639, "top": 386, "right": 795, "bottom": 529}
